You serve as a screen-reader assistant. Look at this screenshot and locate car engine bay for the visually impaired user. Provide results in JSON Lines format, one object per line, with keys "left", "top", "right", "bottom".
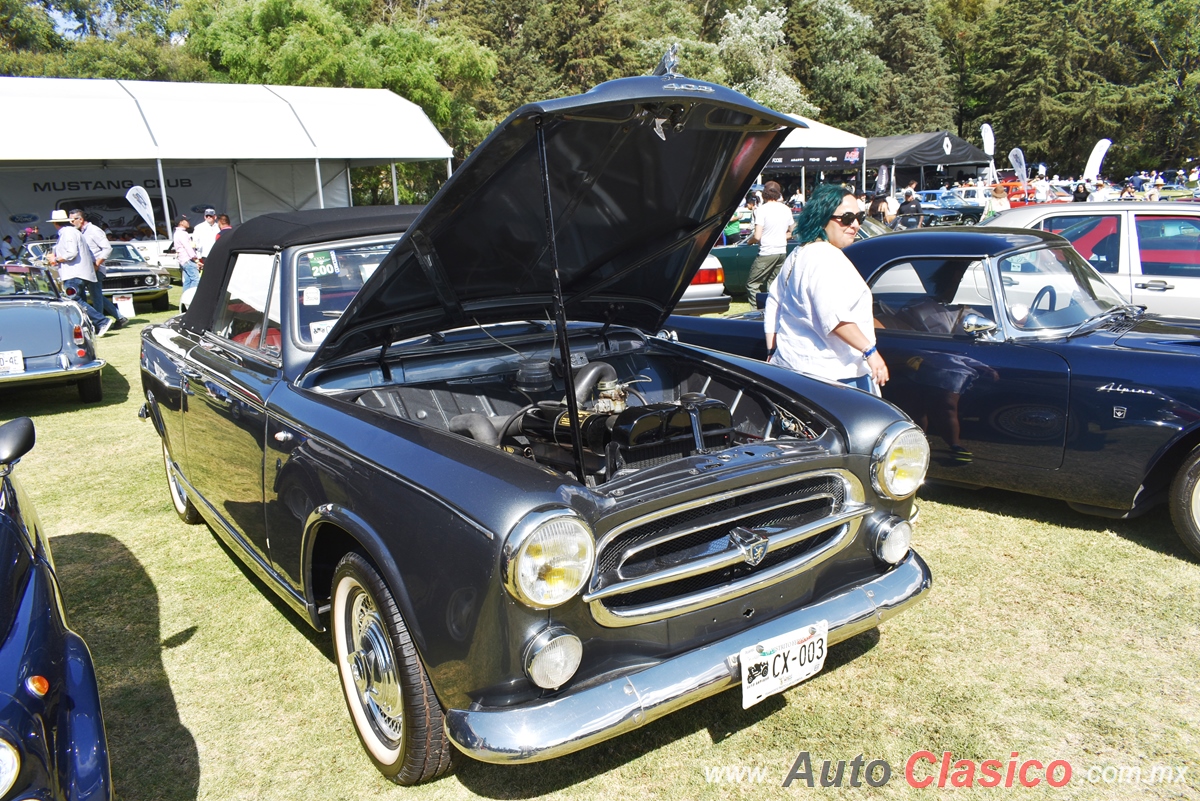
{"left": 340, "top": 327, "right": 825, "bottom": 485}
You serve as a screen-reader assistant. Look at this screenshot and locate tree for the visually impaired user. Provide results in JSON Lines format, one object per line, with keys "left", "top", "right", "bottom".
{"left": 785, "top": 0, "right": 887, "bottom": 133}
{"left": 971, "top": 0, "right": 1144, "bottom": 175}
{"left": 718, "top": 2, "right": 817, "bottom": 116}
{"left": 871, "top": 0, "right": 955, "bottom": 134}
{"left": 928, "top": 0, "right": 994, "bottom": 137}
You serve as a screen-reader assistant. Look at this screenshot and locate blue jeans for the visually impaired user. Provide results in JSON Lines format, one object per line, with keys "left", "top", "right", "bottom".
{"left": 62, "top": 277, "right": 108, "bottom": 329}
{"left": 88, "top": 275, "right": 124, "bottom": 321}
{"left": 839, "top": 374, "right": 877, "bottom": 394}
{"left": 180, "top": 259, "right": 200, "bottom": 292}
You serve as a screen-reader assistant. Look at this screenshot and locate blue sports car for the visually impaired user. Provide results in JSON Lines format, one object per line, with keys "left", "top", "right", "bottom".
{"left": 0, "top": 417, "right": 112, "bottom": 800}
{"left": 668, "top": 228, "right": 1200, "bottom": 557}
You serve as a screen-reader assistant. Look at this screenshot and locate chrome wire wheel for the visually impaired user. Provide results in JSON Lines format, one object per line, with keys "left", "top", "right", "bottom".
{"left": 345, "top": 583, "right": 404, "bottom": 748}
{"left": 331, "top": 552, "right": 453, "bottom": 784}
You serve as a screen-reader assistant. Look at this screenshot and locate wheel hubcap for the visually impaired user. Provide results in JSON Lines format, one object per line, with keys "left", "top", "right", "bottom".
{"left": 345, "top": 588, "right": 403, "bottom": 744}
{"left": 1191, "top": 476, "right": 1200, "bottom": 526}
{"left": 164, "top": 447, "right": 186, "bottom": 509}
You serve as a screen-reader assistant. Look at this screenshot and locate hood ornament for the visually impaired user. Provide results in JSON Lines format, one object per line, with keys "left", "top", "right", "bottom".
{"left": 652, "top": 43, "right": 680, "bottom": 78}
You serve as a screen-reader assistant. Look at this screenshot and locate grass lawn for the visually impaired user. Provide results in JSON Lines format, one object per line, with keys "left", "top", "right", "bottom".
{"left": 2, "top": 286, "right": 1198, "bottom": 800}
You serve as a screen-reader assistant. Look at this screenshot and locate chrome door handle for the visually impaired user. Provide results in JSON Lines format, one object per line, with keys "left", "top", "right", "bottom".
{"left": 1134, "top": 280, "right": 1174, "bottom": 291}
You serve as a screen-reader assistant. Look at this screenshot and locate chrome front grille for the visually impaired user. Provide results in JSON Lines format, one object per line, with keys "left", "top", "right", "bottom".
{"left": 584, "top": 470, "right": 868, "bottom": 627}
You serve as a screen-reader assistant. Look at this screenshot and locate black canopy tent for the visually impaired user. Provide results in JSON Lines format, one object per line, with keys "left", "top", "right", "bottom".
{"left": 866, "top": 131, "right": 989, "bottom": 191}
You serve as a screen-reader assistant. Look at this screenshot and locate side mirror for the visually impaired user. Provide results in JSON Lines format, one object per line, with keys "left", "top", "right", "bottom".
{"left": 0, "top": 417, "right": 35, "bottom": 476}
{"left": 961, "top": 311, "right": 998, "bottom": 335}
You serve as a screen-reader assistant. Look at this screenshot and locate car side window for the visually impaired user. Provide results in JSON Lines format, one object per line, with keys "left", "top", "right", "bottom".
{"left": 1134, "top": 215, "right": 1200, "bottom": 277}
{"left": 211, "top": 252, "right": 281, "bottom": 354}
{"left": 1038, "top": 214, "right": 1122, "bottom": 274}
{"left": 870, "top": 258, "right": 994, "bottom": 334}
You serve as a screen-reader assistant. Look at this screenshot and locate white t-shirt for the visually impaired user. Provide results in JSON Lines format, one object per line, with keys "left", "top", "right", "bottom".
{"left": 753, "top": 201, "right": 794, "bottom": 256}
{"left": 193, "top": 220, "right": 220, "bottom": 258}
{"left": 764, "top": 241, "right": 874, "bottom": 381}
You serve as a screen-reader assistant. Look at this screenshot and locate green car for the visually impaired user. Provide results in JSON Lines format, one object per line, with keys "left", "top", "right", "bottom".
{"left": 711, "top": 214, "right": 890, "bottom": 299}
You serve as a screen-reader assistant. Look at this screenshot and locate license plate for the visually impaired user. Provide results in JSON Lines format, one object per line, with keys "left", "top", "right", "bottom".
{"left": 0, "top": 350, "right": 24, "bottom": 375}
{"left": 739, "top": 620, "right": 828, "bottom": 708}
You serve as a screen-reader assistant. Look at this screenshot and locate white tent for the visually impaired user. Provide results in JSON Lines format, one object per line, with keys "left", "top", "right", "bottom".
{"left": 765, "top": 115, "right": 868, "bottom": 194}
{"left": 0, "top": 77, "right": 452, "bottom": 240}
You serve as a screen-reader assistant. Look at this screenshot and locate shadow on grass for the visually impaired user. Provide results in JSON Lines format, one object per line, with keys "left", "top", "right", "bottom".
{"left": 454, "top": 629, "right": 880, "bottom": 798}
{"left": 0, "top": 362, "right": 131, "bottom": 416}
{"left": 52, "top": 532, "right": 199, "bottom": 801}
{"left": 919, "top": 483, "right": 1190, "bottom": 560}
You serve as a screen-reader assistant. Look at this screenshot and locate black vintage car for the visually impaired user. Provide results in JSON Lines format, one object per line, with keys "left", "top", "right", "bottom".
{"left": 0, "top": 418, "right": 112, "bottom": 801}
{"left": 138, "top": 75, "right": 932, "bottom": 784}
{"left": 668, "top": 228, "right": 1200, "bottom": 557}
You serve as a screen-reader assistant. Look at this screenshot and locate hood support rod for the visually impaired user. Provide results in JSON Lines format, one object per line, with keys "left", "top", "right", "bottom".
{"left": 536, "top": 118, "right": 589, "bottom": 484}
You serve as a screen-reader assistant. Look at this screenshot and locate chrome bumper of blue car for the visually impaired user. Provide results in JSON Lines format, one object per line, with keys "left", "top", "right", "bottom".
{"left": 0, "top": 359, "right": 105, "bottom": 385}
{"left": 445, "top": 550, "right": 932, "bottom": 764}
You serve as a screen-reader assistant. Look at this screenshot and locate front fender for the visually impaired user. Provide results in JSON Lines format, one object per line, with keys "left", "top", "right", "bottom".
{"left": 57, "top": 633, "right": 112, "bottom": 801}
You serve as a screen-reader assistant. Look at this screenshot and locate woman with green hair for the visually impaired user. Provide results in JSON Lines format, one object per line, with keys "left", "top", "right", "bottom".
{"left": 764, "top": 184, "right": 889, "bottom": 393}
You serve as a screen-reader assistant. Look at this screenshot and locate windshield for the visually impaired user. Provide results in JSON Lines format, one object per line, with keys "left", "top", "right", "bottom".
{"left": 996, "top": 245, "right": 1128, "bottom": 332}
{"left": 108, "top": 243, "right": 148, "bottom": 264}
{"left": 293, "top": 240, "right": 397, "bottom": 347}
{"left": 0, "top": 265, "right": 59, "bottom": 297}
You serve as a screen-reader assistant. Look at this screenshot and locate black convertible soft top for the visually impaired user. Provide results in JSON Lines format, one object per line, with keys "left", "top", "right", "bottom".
{"left": 181, "top": 205, "right": 424, "bottom": 333}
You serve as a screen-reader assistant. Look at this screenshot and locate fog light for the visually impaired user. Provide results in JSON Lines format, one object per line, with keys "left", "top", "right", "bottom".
{"left": 0, "top": 738, "right": 18, "bottom": 798}
{"left": 871, "top": 516, "right": 912, "bottom": 565}
{"left": 525, "top": 627, "right": 583, "bottom": 690}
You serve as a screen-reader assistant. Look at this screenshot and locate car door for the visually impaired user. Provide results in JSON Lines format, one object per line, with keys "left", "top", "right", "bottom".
{"left": 181, "top": 252, "right": 281, "bottom": 570}
{"left": 1032, "top": 210, "right": 1131, "bottom": 300}
{"left": 1131, "top": 212, "right": 1200, "bottom": 317}
{"left": 869, "top": 256, "right": 1070, "bottom": 476}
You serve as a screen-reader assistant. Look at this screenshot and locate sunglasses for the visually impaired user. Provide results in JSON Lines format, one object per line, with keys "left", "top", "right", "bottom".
{"left": 829, "top": 211, "right": 867, "bottom": 226}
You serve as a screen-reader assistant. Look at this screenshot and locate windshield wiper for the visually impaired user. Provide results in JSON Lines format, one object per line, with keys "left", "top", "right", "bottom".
{"left": 1067, "top": 304, "right": 1143, "bottom": 338}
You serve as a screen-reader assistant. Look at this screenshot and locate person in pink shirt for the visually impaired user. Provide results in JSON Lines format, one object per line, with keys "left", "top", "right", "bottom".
{"left": 173, "top": 216, "right": 200, "bottom": 291}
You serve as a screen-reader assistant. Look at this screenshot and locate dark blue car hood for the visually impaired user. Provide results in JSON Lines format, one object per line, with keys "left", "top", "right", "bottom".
{"left": 307, "top": 75, "right": 797, "bottom": 371}
{"left": 1114, "top": 316, "right": 1200, "bottom": 355}
{"left": 0, "top": 519, "right": 32, "bottom": 650}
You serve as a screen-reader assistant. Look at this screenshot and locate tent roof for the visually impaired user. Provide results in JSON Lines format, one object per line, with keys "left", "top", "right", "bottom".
{"left": 865, "top": 131, "right": 989, "bottom": 167}
{"left": 778, "top": 115, "right": 865, "bottom": 149}
{"left": 0, "top": 77, "right": 452, "bottom": 163}
{"left": 767, "top": 115, "right": 865, "bottom": 172}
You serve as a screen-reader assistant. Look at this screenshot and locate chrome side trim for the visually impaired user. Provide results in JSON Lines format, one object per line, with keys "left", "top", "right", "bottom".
{"left": 445, "top": 550, "right": 932, "bottom": 764}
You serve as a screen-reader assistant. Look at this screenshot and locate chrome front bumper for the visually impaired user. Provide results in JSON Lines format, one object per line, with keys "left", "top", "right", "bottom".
{"left": 445, "top": 550, "right": 932, "bottom": 764}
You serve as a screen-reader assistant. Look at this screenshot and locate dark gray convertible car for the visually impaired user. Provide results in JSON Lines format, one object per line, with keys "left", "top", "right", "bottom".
{"left": 138, "top": 75, "right": 932, "bottom": 784}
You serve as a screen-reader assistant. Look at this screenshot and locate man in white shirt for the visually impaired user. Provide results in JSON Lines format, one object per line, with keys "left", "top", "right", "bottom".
{"left": 744, "top": 181, "right": 795, "bottom": 299}
{"left": 192, "top": 207, "right": 220, "bottom": 267}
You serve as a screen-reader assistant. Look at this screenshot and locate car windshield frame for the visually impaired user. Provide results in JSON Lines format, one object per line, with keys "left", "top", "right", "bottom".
{"left": 991, "top": 244, "right": 1129, "bottom": 339}
{"left": 289, "top": 236, "right": 400, "bottom": 351}
{"left": 0, "top": 264, "right": 61, "bottom": 298}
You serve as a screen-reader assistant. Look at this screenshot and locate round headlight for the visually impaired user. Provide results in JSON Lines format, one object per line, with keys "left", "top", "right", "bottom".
{"left": 872, "top": 423, "right": 930, "bottom": 500}
{"left": 0, "top": 738, "right": 19, "bottom": 798}
{"left": 525, "top": 628, "right": 583, "bottom": 689}
{"left": 504, "top": 510, "right": 595, "bottom": 608}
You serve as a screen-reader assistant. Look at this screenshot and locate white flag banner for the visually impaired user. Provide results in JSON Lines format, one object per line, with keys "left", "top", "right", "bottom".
{"left": 1009, "top": 148, "right": 1028, "bottom": 195}
{"left": 980, "top": 124, "right": 995, "bottom": 157}
{"left": 1083, "top": 139, "right": 1112, "bottom": 182}
{"left": 125, "top": 186, "right": 156, "bottom": 234}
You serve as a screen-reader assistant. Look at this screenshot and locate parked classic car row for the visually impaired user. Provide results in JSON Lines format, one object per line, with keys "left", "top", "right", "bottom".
{"left": 137, "top": 74, "right": 932, "bottom": 784}
{"left": 13, "top": 241, "right": 172, "bottom": 311}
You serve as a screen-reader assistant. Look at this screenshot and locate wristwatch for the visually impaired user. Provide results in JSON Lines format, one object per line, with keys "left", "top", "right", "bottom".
{"left": 862, "top": 345, "right": 877, "bottom": 360}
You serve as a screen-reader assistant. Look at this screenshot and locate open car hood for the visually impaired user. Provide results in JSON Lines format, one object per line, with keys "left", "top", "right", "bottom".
{"left": 307, "top": 75, "right": 797, "bottom": 372}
